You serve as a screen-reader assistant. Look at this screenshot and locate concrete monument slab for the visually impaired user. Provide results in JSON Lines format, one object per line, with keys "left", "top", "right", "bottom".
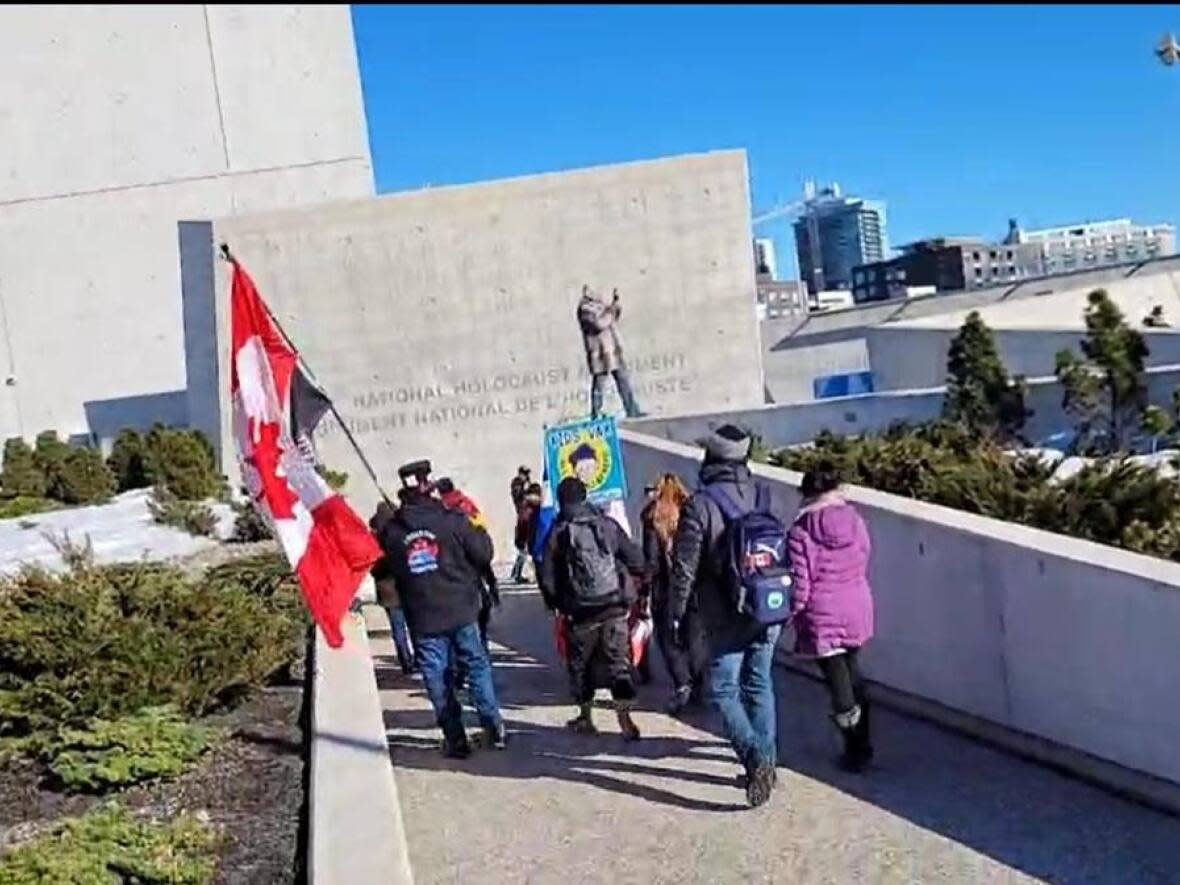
{"left": 188, "top": 151, "right": 762, "bottom": 544}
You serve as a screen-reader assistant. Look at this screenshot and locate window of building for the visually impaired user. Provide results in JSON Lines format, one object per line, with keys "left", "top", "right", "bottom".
{"left": 975, "top": 267, "right": 982, "bottom": 278}
{"left": 973, "top": 251, "right": 981, "bottom": 261}
{"left": 1006, "top": 250, "right": 1014, "bottom": 260}
{"left": 989, "top": 251, "right": 998, "bottom": 260}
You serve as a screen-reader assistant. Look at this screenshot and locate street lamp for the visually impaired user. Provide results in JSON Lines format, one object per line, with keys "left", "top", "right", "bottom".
{"left": 1158, "top": 33, "right": 1180, "bottom": 66}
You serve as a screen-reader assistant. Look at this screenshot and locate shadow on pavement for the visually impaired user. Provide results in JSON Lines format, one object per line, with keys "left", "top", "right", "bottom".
{"left": 382, "top": 589, "right": 1180, "bottom": 882}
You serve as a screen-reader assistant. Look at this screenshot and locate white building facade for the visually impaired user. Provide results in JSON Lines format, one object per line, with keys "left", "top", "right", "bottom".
{"left": 1020, "top": 219, "right": 1176, "bottom": 275}
{"left": 0, "top": 5, "right": 373, "bottom": 442}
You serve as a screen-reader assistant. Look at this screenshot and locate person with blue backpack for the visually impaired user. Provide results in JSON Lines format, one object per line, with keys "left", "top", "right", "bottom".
{"left": 670, "top": 425, "right": 793, "bottom": 808}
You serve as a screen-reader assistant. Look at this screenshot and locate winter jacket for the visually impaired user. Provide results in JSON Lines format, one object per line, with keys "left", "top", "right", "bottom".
{"left": 378, "top": 493, "right": 494, "bottom": 637}
{"left": 577, "top": 291, "right": 626, "bottom": 376}
{"left": 510, "top": 475, "right": 529, "bottom": 512}
{"left": 371, "top": 553, "right": 402, "bottom": 609}
{"left": 529, "top": 505, "right": 557, "bottom": 565}
{"left": 538, "top": 502, "right": 647, "bottom": 624}
{"left": 515, "top": 500, "right": 540, "bottom": 550}
{"left": 787, "top": 493, "right": 874, "bottom": 657}
{"left": 440, "top": 488, "right": 488, "bottom": 533}
{"left": 670, "top": 460, "right": 785, "bottom": 644}
{"left": 640, "top": 502, "right": 674, "bottom": 608}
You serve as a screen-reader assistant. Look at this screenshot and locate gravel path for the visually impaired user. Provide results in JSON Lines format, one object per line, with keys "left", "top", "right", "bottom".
{"left": 373, "top": 588, "right": 1180, "bottom": 885}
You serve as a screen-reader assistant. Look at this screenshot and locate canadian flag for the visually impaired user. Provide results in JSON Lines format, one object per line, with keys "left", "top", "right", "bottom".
{"left": 229, "top": 259, "right": 381, "bottom": 648}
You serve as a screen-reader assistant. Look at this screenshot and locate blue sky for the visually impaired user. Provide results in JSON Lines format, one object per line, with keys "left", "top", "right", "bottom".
{"left": 353, "top": 5, "right": 1179, "bottom": 276}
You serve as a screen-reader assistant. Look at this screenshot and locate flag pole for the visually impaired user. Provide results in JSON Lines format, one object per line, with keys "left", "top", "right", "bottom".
{"left": 219, "top": 244, "right": 393, "bottom": 506}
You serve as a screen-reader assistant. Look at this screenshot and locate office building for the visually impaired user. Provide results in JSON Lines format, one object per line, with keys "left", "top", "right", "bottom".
{"left": 1013, "top": 219, "right": 1176, "bottom": 274}
{"left": 852, "top": 237, "right": 1043, "bottom": 304}
{"left": 753, "top": 238, "right": 778, "bottom": 278}
{"left": 794, "top": 184, "right": 887, "bottom": 294}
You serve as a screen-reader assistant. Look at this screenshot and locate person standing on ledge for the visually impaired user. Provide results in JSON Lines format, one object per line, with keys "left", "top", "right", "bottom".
{"left": 378, "top": 460, "right": 507, "bottom": 758}
{"left": 577, "top": 284, "right": 646, "bottom": 419}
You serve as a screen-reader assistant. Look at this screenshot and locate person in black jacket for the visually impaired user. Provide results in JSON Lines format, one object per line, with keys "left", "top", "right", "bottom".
{"left": 641, "top": 473, "right": 707, "bottom": 715}
{"left": 369, "top": 501, "right": 416, "bottom": 675}
{"left": 539, "top": 477, "right": 648, "bottom": 740}
{"left": 670, "top": 425, "right": 787, "bottom": 808}
{"left": 379, "top": 461, "right": 506, "bottom": 758}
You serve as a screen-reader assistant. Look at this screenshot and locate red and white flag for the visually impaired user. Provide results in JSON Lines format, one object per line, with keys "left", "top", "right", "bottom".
{"left": 229, "top": 259, "right": 381, "bottom": 648}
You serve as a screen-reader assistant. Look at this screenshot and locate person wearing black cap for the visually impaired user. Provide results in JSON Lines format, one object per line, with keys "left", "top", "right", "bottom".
{"left": 509, "top": 465, "right": 533, "bottom": 584}
{"left": 539, "top": 476, "right": 649, "bottom": 740}
{"left": 670, "top": 424, "right": 786, "bottom": 807}
{"left": 379, "top": 459, "right": 506, "bottom": 757}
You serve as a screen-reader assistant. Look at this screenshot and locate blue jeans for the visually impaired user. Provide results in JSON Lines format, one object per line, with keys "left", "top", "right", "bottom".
{"left": 414, "top": 622, "right": 503, "bottom": 744}
{"left": 590, "top": 368, "right": 642, "bottom": 418}
{"left": 708, "top": 624, "right": 782, "bottom": 770}
{"left": 385, "top": 606, "right": 416, "bottom": 673}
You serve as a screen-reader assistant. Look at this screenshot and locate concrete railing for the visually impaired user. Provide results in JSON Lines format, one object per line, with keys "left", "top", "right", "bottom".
{"left": 621, "top": 429, "right": 1180, "bottom": 812}
{"left": 630, "top": 364, "right": 1180, "bottom": 453}
{"left": 309, "top": 616, "right": 414, "bottom": 885}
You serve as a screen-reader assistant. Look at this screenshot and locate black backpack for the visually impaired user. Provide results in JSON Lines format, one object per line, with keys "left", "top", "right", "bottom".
{"left": 704, "top": 484, "right": 792, "bottom": 625}
{"left": 561, "top": 516, "right": 623, "bottom": 609}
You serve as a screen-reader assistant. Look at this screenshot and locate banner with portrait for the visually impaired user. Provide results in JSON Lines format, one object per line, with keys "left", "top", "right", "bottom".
{"left": 543, "top": 416, "right": 628, "bottom": 506}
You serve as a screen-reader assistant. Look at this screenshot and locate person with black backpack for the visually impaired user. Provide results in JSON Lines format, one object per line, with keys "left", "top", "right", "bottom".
{"left": 539, "top": 477, "right": 649, "bottom": 740}
{"left": 670, "top": 425, "right": 793, "bottom": 808}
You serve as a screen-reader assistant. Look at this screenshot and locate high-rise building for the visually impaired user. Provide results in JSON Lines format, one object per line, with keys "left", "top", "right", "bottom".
{"left": 793, "top": 184, "right": 888, "bottom": 295}
{"left": 753, "top": 237, "right": 778, "bottom": 279}
{"left": 1012, "top": 219, "right": 1176, "bottom": 274}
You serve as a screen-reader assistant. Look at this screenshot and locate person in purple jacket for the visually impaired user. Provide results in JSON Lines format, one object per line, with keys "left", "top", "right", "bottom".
{"left": 788, "top": 461, "right": 875, "bottom": 772}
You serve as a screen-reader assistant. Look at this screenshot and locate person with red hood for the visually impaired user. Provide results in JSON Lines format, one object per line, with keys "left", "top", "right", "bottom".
{"left": 436, "top": 477, "right": 500, "bottom": 649}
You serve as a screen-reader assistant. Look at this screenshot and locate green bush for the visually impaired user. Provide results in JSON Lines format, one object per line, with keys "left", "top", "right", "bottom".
{"left": 55, "top": 448, "right": 116, "bottom": 506}
{"left": 0, "top": 558, "right": 304, "bottom": 744}
{"left": 40, "top": 705, "right": 219, "bottom": 792}
{"left": 315, "top": 464, "right": 349, "bottom": 492}
{"left": 229, "top": 494, "right": 273, "bottom": 543}
{"left": 1, "top": 439, "right": 46, "bottom": 499}
{"left": 0, "top": 803, "right": 217, "bottom": 885}
{"left": 204, "top": 553, "right": 299, "bottom": 602}
{"left": 771, "top": 422, "right": 1180, "bottom": 561}
{"left": 33, "top": 432, "right": 71, "bottom": 500}
{"left": 0, "top": 497, "right": 56, "bottom": 520}
{"left": 107, "top": 429, "right": 151, "bottom": 493}
{"left": 148, "top": 487, "right": 218, "bottom": 538}
{"left": 144, "top": 427, "right": 225, "bottom": 502}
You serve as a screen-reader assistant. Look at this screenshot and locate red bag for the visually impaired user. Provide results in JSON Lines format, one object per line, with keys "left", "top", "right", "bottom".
{"left": 627, "top": 608, "right": 656, "bottom": 670}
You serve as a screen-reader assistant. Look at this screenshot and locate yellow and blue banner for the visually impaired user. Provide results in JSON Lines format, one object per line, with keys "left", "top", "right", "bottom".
{"left": 543, "top": 415, "right": 628, "bottom": 506}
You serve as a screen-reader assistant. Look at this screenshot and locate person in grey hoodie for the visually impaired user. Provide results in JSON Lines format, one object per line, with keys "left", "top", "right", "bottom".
{"left": 670, "top": 425, "right": 787, "bottom": 808}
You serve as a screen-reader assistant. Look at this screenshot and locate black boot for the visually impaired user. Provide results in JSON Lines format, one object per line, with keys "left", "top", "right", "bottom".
{"left": 442, "top": 732, "right": 471, "bottom": 759}
{"left": 854, "top": 698, "right": 873, "bottom": 766}
{"left": 833, "top": 706, "right": 868, "bottom": 773}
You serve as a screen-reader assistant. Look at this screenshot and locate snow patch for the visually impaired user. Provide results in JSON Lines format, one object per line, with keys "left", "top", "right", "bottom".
{"left": 0, "top": 490, "right": 236, "bottom": 575}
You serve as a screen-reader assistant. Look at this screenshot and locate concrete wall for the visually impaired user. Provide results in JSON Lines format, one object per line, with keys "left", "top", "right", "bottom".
{"left": 0, "top": 5, "right": 372, "bottom": 441}
{"left": 310, "top": 614, "right": 413, "bottom": 885}
{"left": 620, "top": 430, "right": 1180, "bottom": 795}
{"left": 867, "top": 327, "right": 1180, "bottom": 394}
{"left": 195, "top": 151, "right": 762, "bottom": 544}
{"left": 761, "top": 257, "right": 1180, "bottom": 404}
{"left": 630, "top": 365, "right": 1180, "bottom": 451}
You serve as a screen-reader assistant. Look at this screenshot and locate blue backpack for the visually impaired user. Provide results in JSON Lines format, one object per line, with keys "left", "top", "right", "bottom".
{"left": 704, "top": 484, "right": 792, "bottom": 625}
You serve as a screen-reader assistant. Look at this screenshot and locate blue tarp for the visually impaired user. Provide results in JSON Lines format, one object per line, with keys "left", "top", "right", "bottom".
{"left": 813, "top": 371, "right": 875, "bottom": 400}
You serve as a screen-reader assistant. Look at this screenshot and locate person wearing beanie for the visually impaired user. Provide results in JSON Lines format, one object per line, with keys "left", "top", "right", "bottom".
{"left": 539, "top": 477, "right": 649, "bottom": 740}
{"left": 670, "top": 423, "right": 787, "bottom": 808}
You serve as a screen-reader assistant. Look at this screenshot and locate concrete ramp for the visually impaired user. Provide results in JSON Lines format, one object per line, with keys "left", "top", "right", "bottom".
{"left": 372, "top": 589, "right": 1178, "bottom": 884}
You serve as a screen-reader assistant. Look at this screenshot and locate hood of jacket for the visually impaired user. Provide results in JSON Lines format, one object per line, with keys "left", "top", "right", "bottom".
{"left": 698, "top": 459, "right": 751, "bottom": 488}
{"left": 795, "top": 494, "right": 860, "bottom": 550}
